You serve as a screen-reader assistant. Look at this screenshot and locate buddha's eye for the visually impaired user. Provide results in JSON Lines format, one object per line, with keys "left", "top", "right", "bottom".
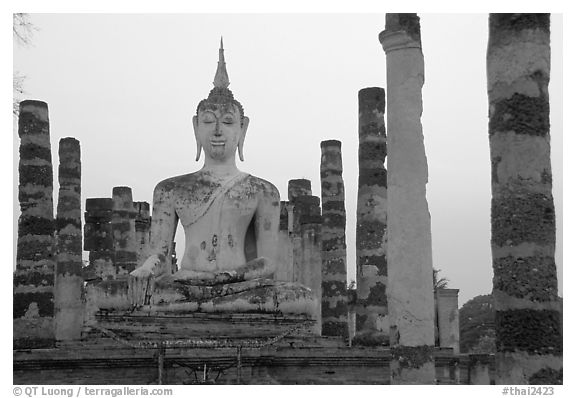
{"left": 222, "top": 118, "right": 234, "bottom": 125}
{"left": 202, "top": 116, "right": 215, "bottom": 123}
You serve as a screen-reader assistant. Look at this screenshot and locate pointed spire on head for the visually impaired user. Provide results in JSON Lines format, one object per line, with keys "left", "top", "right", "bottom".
{"left": 213, "top": 36, "right": 230, "bottom": 89}
{"left": 197, "top": 38, "right": 245, "bottom": 120}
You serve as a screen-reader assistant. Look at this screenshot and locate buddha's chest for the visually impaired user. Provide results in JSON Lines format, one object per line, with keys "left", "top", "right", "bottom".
{"left": 173, "top": 183, "right": 259, "bottom": 229}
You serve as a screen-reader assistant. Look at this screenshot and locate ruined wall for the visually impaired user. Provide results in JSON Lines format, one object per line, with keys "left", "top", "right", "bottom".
{"left": 54, "top": 138, "right": 83, "bottom": 341}
{"left": 320, "top": 140, "right": 348, "bottom": 338}
{"left": 487, "top": 13, "right": 562, "bottom": 385}
{"left": 468, "top": 354, "right": 492, "bottom": 385}
{"left": 379, "top": 13, "right": 436, "bottom": 384}
{"left": 355, "top": 87, "right": 388, "bottom": 344}
{"left": 14, "top": 100, "right": 55, "bottom": 348}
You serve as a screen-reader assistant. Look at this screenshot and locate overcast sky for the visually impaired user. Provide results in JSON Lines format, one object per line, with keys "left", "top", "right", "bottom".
{"left": 12, "top": 13, "right": 562, "bottom": 305}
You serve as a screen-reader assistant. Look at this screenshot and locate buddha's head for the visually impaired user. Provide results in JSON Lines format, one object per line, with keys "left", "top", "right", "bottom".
{"left": 193, "top": 39, "right": 249, "bottom": 162}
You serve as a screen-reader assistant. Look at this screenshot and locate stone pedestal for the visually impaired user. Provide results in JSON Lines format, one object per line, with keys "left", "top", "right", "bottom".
{"left": 54, "top": 138, "right": 83, "bottom": 341}
{"left": 487, "top": 13, "right": 562, "bottom": 385}
{"left": 379, "top": 14, "right": 435, "bottom": 383}
{"left": 355, "top": 87, "right": 388, "bottom": 344}
{"left": 111, "top": 187, "right": 138, "bottom": 276}
{"left": 435, "top": 289, "right": 460, "bottom": 353}
{"left": 14, "top": 100, "right": 55, "bottom": 348}
{"left": 84, "top": 198, "right": 115, "bottom": 279}
{"left": 320, "top": 140, "right": 348, "bottom": 338}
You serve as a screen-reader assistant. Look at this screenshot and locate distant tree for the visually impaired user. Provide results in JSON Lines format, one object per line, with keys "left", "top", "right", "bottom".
{"left": 433, "top": 268, "right": 449, "bottom": 291}
{"left": 13, "top": 13, "right": 37, "bottom": 115}
{"left": 459, "top": 294, "right": 495, "bottom": 353}
{"left": 470, "top": 331, "right": 496, "bottom": 354}
{"left": 13, "top": 13, "right": 36, "bottom": 46}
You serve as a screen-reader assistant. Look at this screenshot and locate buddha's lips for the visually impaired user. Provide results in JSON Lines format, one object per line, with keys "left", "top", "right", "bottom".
{"left": 211, "top": 141, "right": 225, "bottom": 146}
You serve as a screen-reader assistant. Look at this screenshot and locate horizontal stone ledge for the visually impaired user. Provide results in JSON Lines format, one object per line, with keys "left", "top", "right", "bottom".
{"left": 13, "top": 270, "right": 55, "bottom": 287}
{"left": 492, "top": 242, "right": 555, "bottom": 260}
{"left": 15, "top": 259, "right": 55, "bottom": 271}
{"left": 86, "top": 198, "right": 114, "bottom": 210}
{"left": 492, "top": 289, "right": 561, "bottom": 312}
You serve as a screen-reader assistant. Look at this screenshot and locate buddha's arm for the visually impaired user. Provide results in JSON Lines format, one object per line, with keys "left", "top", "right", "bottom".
{"left": 131, "top": 181, "right": 178, "bottom": 277}
{"left": 249, "top": 184, "right": 281, "bottom": 279}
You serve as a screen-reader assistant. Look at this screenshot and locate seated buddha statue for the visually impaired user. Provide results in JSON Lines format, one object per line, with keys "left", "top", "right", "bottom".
{"left": 128, "top": 40, "right": 314, "bottom": 315}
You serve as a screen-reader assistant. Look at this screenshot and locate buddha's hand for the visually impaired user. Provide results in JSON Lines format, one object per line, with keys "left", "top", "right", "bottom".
{"left": 128, "top": 255, "right": 161, "bottom": 306}
{"left": 131, "top": 255, "right": 161, "bottom": 278}
{"left": 214, "top": 270, "right": 239, "bottom": 284}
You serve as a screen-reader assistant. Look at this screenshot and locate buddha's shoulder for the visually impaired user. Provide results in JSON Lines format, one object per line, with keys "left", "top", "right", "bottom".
{"left": 244, "top": 174, "right": 280, "bottom": 198}
{"left": 154, "top": 172, "right": 214, "bottom": 191}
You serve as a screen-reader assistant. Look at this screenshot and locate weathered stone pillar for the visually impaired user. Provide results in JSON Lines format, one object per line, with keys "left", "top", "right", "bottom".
{"left": 14, "top": 100, "right": 55, "bottom": 348}
{"left": 320, "top": 140, "right": 348, "bottom": 338}
{"left": 54, "top": 138, "right": 83, "bottom": 341}
{"left": 469, "top": 354, "right": 492, "bottom": 385}
{"left": 288, "top": 179, "right": 312, "bottom": 202}
{"left": 111, "top": 187, "right": 138, "bottom": 276}
{"left": 379, "top": 14, "right": 436, "bottom": 383}
{"left": 301, "top": 215, "right": 323, "bottom": 335}
{"left": 488, "top": 13, "right": 562, "bottom": 385}
{"left": 134, "top": 201, "right": 151, "bottom": 267}
{"left": 355, "top": 87, "right": 388, "bottom": 344}
{"left": 435, "top": 288, "right": 460, "bottom": 353}
{"left": 84, "top": 198, "right": 114, "bottom": 279}
{"left": 275, "top": 201, "right": 294, "bottom": 282}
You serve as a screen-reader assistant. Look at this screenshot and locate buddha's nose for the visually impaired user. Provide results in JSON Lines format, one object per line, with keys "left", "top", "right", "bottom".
{"left": 214, "top": 121, "right": 222, "bottom": 136}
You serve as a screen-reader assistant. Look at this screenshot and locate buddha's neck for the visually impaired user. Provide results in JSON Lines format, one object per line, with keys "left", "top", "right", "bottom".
{"left": 201, "top": 161, "right": 240, "bottom": 177}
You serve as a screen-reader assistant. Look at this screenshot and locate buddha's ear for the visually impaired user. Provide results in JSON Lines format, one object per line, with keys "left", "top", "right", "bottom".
{"left": 238, "top": 116, "right": 249, "bottom": 162}
{"left": 192, "top": 115, "right": 202, "bottom": 162}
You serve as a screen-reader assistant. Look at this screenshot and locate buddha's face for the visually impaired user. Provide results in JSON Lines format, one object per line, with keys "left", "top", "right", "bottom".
{"left": 193, "top": 104, "right": 249, "bottom": 162}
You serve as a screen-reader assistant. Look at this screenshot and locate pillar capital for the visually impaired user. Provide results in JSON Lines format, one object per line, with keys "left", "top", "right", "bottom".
{"left": 379, "top": 29, "right": 421, "bottom": 53}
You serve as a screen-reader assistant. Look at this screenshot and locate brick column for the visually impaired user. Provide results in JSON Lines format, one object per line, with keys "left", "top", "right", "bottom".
{"left": 275, "top": 201, "right": 294, "bottom": 282}
{"left": 84, "top": 198, "right": 114, "bottom": 279}
{"left": 488, "top": 13, "right": 562, "bottom": 385}
{"left": 288, "top": 179, "right": 312, "bottom": 202}
{"left": 54, "top": 138, "right": 83, "bottom": 340}
{"left": 355, "top": 87, "right": 388, "bottom": 344}
{"left": 111, "top": 187, "right": 138, "bottom": 276}
{"left": 134, "top": 201, "right": 151, "bottom": 267}
{"left": 379, "top": 14, "right": 435, "bottom": 383}
{"left": 293, "top": 195, "right": 321, "bottom": 285}
{"left": 301, "top": 215, "right": 323, "bottom": 335}
{"left": 14, "top": 100, "right": 55, "bottom": 348}
{"left": 320, "top": 140, "right": 348, "bottom": 338}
